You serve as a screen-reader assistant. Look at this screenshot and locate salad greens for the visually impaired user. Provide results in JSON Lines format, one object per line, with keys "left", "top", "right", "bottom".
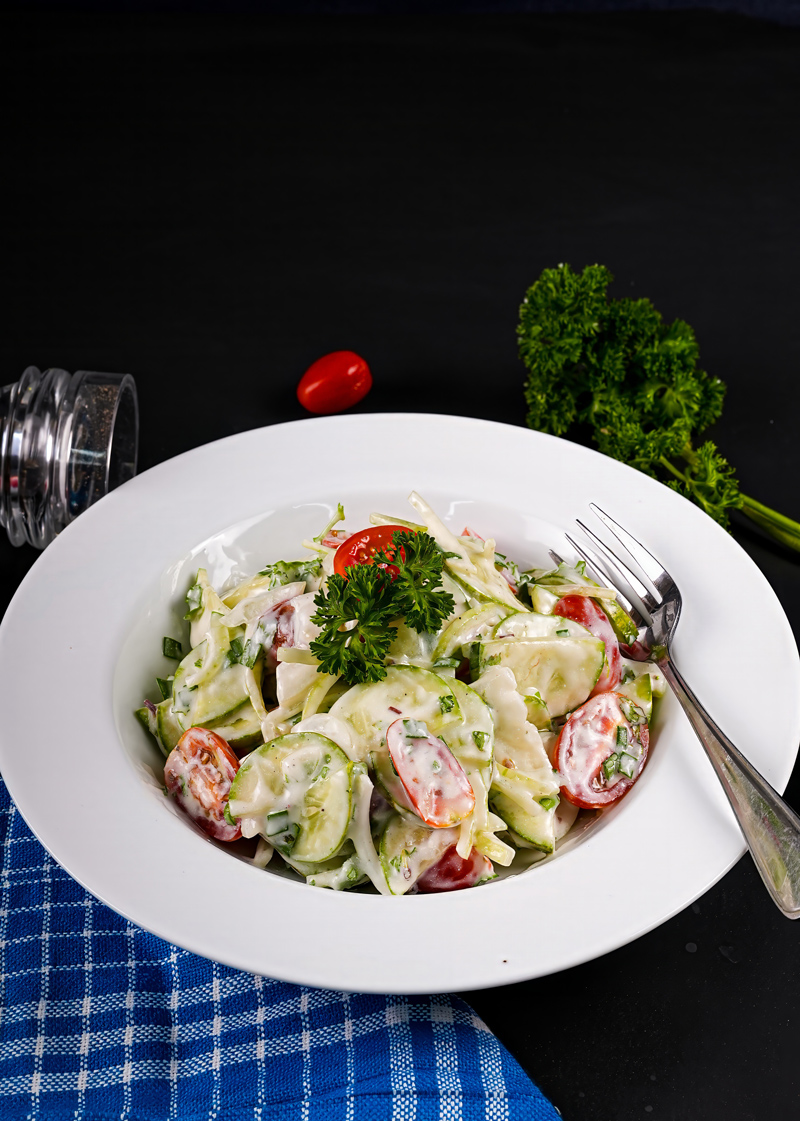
{"left": 518, "top": 263, "right": 800, "bottom": 552}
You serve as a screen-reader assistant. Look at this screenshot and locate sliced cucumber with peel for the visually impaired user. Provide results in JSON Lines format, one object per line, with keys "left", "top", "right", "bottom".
{"left": 489, "top": 791, "right": 556, "bottom": 854}
{"left": 617, "top": 662, "right": 654, "bottom": 720}
{"left": 492, "top": 611, "right": 591, "bottom": 641}
{"left": 433, "top": 603, "right": 515, "bottom": 661}
{"left": 379, "top": 814, "right": 458, "bottom": 896}
{"left": 481, "top": 635, "right": 604, "bottom": 717}
{"left": 229, "top": 732, "right": 353, "bottom": 864}
{"left": 329, "top": 665, "right": 462, "bottom": 762}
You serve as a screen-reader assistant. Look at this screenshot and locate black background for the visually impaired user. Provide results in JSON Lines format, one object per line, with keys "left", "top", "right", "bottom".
{"left": 4, "top": 7, "right": 800, "bottom": 1119}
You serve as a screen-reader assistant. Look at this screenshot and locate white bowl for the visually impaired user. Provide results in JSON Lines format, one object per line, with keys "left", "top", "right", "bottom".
{"left": 1, "top": 414, "right": 797, "bottom": 994}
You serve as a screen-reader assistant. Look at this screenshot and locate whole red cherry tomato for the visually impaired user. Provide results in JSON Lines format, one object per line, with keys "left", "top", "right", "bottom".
{"left": 296, "top": 350, "right": 372, "bottom": 415}
{"left": 555, "top": 691, "right": 650, "bottom": 810}
{"left": 164, "top": 727, "right": 241, "bottom": 841}
{"left": 333, "top": 524, "right": 411, "bottom": 578}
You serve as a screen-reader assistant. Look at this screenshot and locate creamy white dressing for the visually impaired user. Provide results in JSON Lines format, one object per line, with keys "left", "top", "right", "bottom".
{"left": 151, "top": 493, "right": 658, "bottom": 895}
{"left": 293, "top": 713, "right": 356, "bottom": 760}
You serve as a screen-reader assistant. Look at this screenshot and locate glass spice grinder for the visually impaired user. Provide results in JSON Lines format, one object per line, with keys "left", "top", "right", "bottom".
{"left": 0, "top": 367, "right": 138, "bottom": 549}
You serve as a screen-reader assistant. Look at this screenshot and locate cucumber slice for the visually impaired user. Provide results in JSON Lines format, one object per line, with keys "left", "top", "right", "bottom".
{"left": 386, "top": 622, "right": 437, "bottom": 668}
{"left": 530, "top": 586, "right": 559, "bottom": 614}
{"left": 433, "top": 604, "right": 515, "bottom": 661}
{"left": 617, "top": 662, "right": 654, "bottom": 720}
{"left": 229, "top": 732, "right": 353, "bottom": 863}
{"left": 306, "top": 855, "right": 367, "bottom": 890}
{"left": 155, "top": 699, "right": 183, "bottom": 754}
{"left": 370, "top": 750, "right": 413, "bottom": 814}
{"left": 293, "top": 761, "right": 354, "bottom": 862}
{"left": 489, "top": 764, "right": 558, "bottom": 854}
{"left": 210, "top": 702, "right": 263, "bottom": 750}
{"left": 481, "top": 636, "right": 604, "bottom": 717}
{"left": 444, "top": 677, "right": 494, "bottom": 771}
{"left": 379, "top": 814, "right": 458, "bottom": 896}
{"left": 492, "top": 612, "right": 590, "bottom": 641}
{"left": 170, "top": 625, "right": 256, "bottom": 730}
{"left": 523, "top": 690, "right": 551, "bottom": 730}
{"left": 603, "top": 599, "right": 639, "bottom": 645}
{"left": 134, "top": 706, "right": 153, "bottom": 733}
{"left": 489, "top": 791, "right": 556, "bottom": 854}
{"left": 329, "top": 666, "right": 462, "bottom": 762}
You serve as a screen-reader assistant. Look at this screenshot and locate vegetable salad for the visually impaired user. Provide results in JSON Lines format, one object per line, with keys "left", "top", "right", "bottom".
{"left": 137, "top": 492, "right": 665, "bottom": 896}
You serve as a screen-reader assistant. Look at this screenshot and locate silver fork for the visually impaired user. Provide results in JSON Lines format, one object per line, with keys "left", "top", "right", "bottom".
{"left": 562, "top": 504, "right": 800, "bottom": 920}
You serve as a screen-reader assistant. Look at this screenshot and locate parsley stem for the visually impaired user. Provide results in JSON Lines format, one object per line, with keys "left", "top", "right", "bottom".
{"left": 739, "top": 494, "right": 800, "bottom": 552}
{"left": 662, "top": 456, "right": 800, "bottom": 552}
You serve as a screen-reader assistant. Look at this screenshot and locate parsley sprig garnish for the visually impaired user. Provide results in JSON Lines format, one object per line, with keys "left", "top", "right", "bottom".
{"left": 518, "top": 263, "right": 800, "bottom": 551}
{"left": 373, "top": 531, "right": 455, "bottom": 634}
{"left": 310, "top": 530, "right": 454, "bottom": 684}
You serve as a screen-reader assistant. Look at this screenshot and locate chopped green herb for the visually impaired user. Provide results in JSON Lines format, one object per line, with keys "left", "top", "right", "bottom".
{"left": 266, "top": 810, "right": 299, "bottom": 856}
{"left": 602, "top": 754, "right": 619, "bottom": 781}
{"left": 556, "top": 628, "right": 570, "bottom": 637}
{"left": 402, "top": 719, "right": 429, "bottom": 739}
{"left": 156, "top": 677, "right": 173, "bottom": 700}
{"left": 618, "top": 753, "right": 637, "bottom": 779}
{"left": 539, "top": 795, "right": 560, "bottom": 811}
{"left": 184, "top": 581, "right": 203, "bottom": 619}
{"left": 439, "top": 694, "right": 455, "bottom": 715}
{"left": 162, "top": 637, "right": 183, "bottom": 660}
{"left": 433, "top": 656, "right": 460, "bottom": 670}
{"left": 472, "top": 730, "right": 489, "bottom": 752}
{"left": 616, "top": 725, "right": 628, "bottom": 748}
{"left": 257, "top": 558, "right": 323, "bottom": 587}
{"left": 239, "top": 639, "right": 262, "bottom": 669}
{"left": 620, "top": 666, "right": 635, "bottom": 685}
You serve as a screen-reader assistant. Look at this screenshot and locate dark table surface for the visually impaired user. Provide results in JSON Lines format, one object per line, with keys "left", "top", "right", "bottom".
{"left": 5, "top": 7, "right": 800, "bottom": 1119}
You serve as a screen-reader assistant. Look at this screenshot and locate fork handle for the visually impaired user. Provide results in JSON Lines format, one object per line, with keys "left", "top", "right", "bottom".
{"left": 661, "top": 659, "right": 800, "bottom": 919}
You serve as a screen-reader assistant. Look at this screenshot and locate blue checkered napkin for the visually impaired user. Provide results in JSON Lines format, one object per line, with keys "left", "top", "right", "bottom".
{"left": 0, "top": 780, "right": 559, "bottom": 1121}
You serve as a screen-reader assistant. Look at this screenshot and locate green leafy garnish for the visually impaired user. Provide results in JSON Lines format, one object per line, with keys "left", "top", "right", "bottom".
{"left": 310, "top": 531, "right": 454, "bottom": 685}
{"left": 257, "top": 558, "right": 323, "bottom": 587}
{"left": 602, "top": 754, "right": 620, "bottom": 781}
{"left": 310, "top": 566, "right": 399, "bottom": 684}
{"left": 162, "top": 637, "right": 183, "bottom": 660}
{"left": 439, "top": 694, "right": 455, "bottom": 715}
{"left": 518, "top": 263, "right": 800, "bottom": 551}
{"left": 184, "top": 582, "right": 203, "bottom": 620}
{"left": 472, "top": 730, "right": 489, "bottom": 751}
{"left": 374, "top": 531, "right": 455, "bottom": 634}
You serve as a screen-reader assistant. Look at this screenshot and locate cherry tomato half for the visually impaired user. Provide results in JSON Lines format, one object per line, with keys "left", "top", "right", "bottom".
{"left": 296, "top": 350, "right": 372, "bottom": 415}
{"left": 553, "top": 594, "right": 621, "bottom": 695}
{"left": 164, "top": 727, "right": 242, "bottom": 841}
{"left": 333, "top": 524, "right": 411, "bottom": 579}
{"left": 555, "top": 691, "right": 650, "bottom": 810}
{"left": 417, "top": 845, "right": 493, "bottom": 893}
{"left": 386, "top": 718, "right": 475, "bottom": 828}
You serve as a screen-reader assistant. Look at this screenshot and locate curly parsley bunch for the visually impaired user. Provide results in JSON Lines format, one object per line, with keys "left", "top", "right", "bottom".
{"left": 518, "top": 263, "right": 800, "bottom": 551}
{"left": 310, "top": 530, "right": 455, "bottom": 685}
